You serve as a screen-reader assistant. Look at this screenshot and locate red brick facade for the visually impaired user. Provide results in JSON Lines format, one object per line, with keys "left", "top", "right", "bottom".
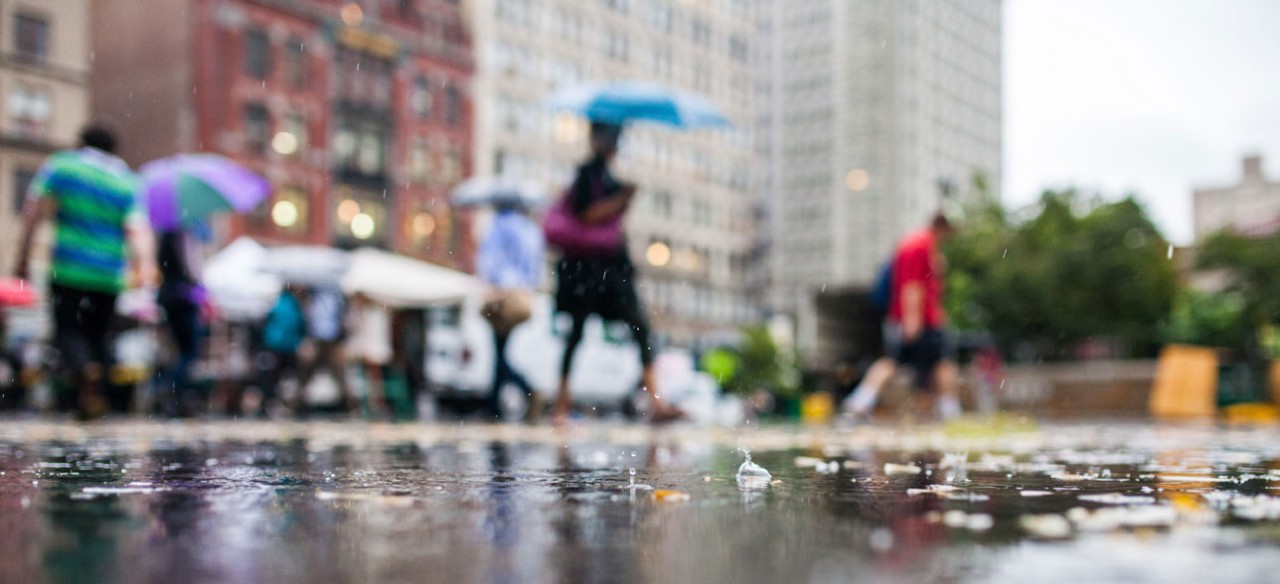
{"left": 93, "top": 0, "right": 474, "bottom": 269}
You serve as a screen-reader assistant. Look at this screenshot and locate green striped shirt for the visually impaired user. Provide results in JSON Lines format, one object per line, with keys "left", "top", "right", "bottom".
{"left": 28, "top": 148, "right": 142, "bottom": 294}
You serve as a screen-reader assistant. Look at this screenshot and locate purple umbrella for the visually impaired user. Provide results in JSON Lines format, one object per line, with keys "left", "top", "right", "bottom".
{"left": 141, "top": 154, "right": 271, "bottom": 231}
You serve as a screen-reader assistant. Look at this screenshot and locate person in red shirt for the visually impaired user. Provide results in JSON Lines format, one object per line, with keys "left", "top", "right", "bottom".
{"left": 844, "top": 212, "right": 961, "bottom": 420}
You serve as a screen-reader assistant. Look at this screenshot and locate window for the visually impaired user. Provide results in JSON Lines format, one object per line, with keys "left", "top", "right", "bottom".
{"left": 445, "top": 86, "right": 462, "bottom": 126}
{"left": 408, "top": 141, "right": 430, "bottom": 183}
{"left": 13, "top": 169, "right": 35, "bottom": 213}
{"left": 7, "top": 85, "right": 51, "bottom": 140}
{"left": 14, "top": 14, "right": 48, "bottom": 63}
{"left": 690, "top": 18, "right": 710, "bottom": 47}
{"left": 650, "top": 2, "right": 672, "bottom": 32}
{"left": 411, "top": 77, "right": 432, "bottom": 118}
{"left": 276, "top": 113, "right": 307, "bottom": 156}
{"left": 603, "top": 0, "right": 630, "bottom": 14}
{"left": 243, "top": 104, "right": 270, "bottom": 153}
{"left": 334, "top": 119, "right": 389, "bottom": 179}
{"left": 244, "top": 28, "right": 271, "bottom": 79}
{"left": 605, "top": 30, "right": 629, "bottom": 62}
{"left": 729, "top": 36, "right": 748, "bottom": 63}
{"left": 441, "top": 148, "right": 462, "bottom": 183}
{"left": 285, "top": 38, "right": 308, "bottom": 88}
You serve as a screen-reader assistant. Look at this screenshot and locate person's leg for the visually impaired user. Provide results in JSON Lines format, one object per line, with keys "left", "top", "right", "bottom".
{"left": 80, "top": 290, "right": 119, "bottom": 419}
{"left": 364, "top": 361, "right": 387, "bottom": 416}
{"left": 555, "top": 313, "right": 587, "bottom": 421}
{"left": 844, "top": 357, "right": 896, "bottom": 415}
{"left": 488, "top": 329, "right": 508, "bottom": 420}
{"left": 50, "top": 286, "right": 89, "bottom": 414}
{"left": 166, "top": 300, "right": 200, "bottom": 416}
{"left": 933, "top": 360, "right": 962, "bottom": 420}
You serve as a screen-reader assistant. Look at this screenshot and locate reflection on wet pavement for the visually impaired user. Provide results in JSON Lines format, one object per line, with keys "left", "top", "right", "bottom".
{"left": 1, "top": 420, "right": 1279, "bottom": 583}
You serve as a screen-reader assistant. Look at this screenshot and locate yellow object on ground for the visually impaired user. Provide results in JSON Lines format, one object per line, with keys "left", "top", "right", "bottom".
{"left": 1221, "top": 403, "right": 1280, "bottom": 425}
{"left": 654, "top": 489, "right": 690, "bottom": 502}
{"left": 802, "top": 392, "right": 834, "bottom": 424}
{"left": 1149, "top": 344, "right": 1218, "bottom": 418}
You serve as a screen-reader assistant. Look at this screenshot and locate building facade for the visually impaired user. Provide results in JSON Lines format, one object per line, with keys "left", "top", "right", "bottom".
{"left": 758, "top": 0, "right": 1002, "bottom": 363}
{"left": 92, "top": 0, "right": 474, "bottom": 268}
{"left": 468, "top": 0, "right": 760, "bottom": 350}
{"left": 1193, "top": 155, "right": 1280, "bottom": 241}
{"left": 0, "top": 0, "right": 90, "bottom": 276}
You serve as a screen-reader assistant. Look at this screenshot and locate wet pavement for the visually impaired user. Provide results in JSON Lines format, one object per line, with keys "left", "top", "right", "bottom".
{"left": 2, "top": 418, "right": 1279, "bottom": 584}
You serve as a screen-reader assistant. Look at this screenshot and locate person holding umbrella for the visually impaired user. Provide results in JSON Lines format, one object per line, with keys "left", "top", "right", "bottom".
{"left": 138, "top": 152, "right": 269, "bottom": 417}
{"left": 475, "top": 196, "right": 544, "bottom": 422}
{"left": 543, "top": 81, "right": 728, "bottom": 424}
{"left": 550, "top": 122, "right": 683, "bottom": 424}
{"left": 13, "top": 124, "right": 158, "bottom": 420}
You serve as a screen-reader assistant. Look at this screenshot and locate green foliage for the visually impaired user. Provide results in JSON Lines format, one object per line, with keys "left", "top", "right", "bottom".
{"left": 1196, "top": 229, "right": 1280, "bottom": 357}
{"left": 1160, "top": 290, "right": 1249, "bottom": 350}
{"left": 718, "top": 326, "right": 801, "bottom": 398}
{"left": 944, "top": 190, "right": 1179, "bottom": 359}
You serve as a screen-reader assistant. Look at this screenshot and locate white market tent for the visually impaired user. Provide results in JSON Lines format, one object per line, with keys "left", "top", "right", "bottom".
{"left": 340, "top": 247, "right": 482, "bottom": 308}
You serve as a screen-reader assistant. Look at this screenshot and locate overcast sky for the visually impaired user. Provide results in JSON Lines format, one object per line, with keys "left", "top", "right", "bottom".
{"left": 1004, "top": 0, "right": 1280, "bottom": 244}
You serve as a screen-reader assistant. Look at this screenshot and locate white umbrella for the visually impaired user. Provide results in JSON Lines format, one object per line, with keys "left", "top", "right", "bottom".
{"left": 202, "top": 237, "right": 283, "bottom": 321}
{"left": 259, "top": 245, "right": 351, "bottom": 287}
{"left": 340, "top": 248, "right": 481, "bottom": 308}
{"left": 450, "top": 176, "right": 549, "bottom": 209}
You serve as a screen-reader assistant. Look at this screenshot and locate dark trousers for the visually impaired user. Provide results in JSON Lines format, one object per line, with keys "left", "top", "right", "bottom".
{"left": 158, "top": 297, "right": 200, "bottom": 414}
{"left": 50, "top": 284, "right": 117, "bottom": 412}
{"left": 262, "top": 350, "right": 298, "bottom": 406}
{"left": 489, "top": 330, "right": 533, "bottom": 418}
{"left": 559, "top": 309, "right": 654, "bottom": 379}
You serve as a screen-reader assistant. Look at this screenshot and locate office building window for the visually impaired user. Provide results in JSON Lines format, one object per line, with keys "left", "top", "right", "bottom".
{"left": 243, "top": 104, "right": 270, "bottom": 153}
{"left": 244, "top": 28, "right": 271, "bottom": 79}
{"left": 8, "top": 85, "right": 51, "bottom": 140}
{"left": 14, "top": 14, "right": 49, "bottom": 63}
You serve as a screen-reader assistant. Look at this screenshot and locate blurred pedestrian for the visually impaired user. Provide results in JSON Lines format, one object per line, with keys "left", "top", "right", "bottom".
{"left": 260, "top": 284, "right": 307, "bottom": 416}
{"left": 843, "top": 212, "right": 961, "bottom": 420}
{"left": 348, "top": 293, "right": 392, "bottom": 417}
{"left": 552, "top": 122, "right": 683, "bottom": 424}
{"left": 154, "top": 227, "right": 208, "bottom": 417}
{"left": 301, "top": 286, "right": 356, "bottom": 413}
{"left": 12, "top": 124, "right": 157, "bottom": 420}
{"left": 477, "top": 199, "right": 544, "bottom": 421}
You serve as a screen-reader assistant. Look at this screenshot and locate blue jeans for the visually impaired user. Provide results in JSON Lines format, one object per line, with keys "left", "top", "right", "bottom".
{"left": 488, "top": 330, "right": 533, "bottom": 419}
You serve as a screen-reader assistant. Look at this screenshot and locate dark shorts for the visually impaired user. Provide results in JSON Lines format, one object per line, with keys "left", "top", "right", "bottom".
{"left": 888, "top": 325, "right": 951, "bottom": 391}
{"left": 50, "top": 284, "right": 118, "bottom": 374}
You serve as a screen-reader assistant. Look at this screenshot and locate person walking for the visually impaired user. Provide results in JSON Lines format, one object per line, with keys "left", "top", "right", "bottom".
{"left": 551, "top": 122, "right": 682, "bottom": 424}
{"left": 477, "top": 200, "right": 544, "bottom": 421}
{"left": 301, "top": 286, "right": 356, "bottom": 413}
{"left": 260, "top": 284, "right": 307, "bottom": 416}
{"left": 154, "top": 227, "right": 207, "bottom": 417}
{"left": 13, "top": 125, "right": 157, "bottom": 420}
{"left": 347, "top": 293, "right": 392, "bottom": 418}
{"left": 843, "top": 212, "right": 961, "bottom": 420}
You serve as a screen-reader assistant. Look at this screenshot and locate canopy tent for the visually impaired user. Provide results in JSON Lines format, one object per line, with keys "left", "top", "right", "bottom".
{"left": 340, "top": 248, "right": 482, "bottom": 308}
{"left": 257, "top": 245, "right": 352, "bottom": 288}
{"left": 201, "top": 237, "right": 283, "bottom": 321}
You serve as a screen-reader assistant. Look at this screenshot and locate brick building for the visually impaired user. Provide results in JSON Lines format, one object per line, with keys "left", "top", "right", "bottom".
{"left": 91, "top": 0, "right": 474, "bottom": 268}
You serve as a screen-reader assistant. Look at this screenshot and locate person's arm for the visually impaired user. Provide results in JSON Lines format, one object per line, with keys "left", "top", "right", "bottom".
{"left": 896, "top": 245, "right": 929, "bottom": 342}
{"left": 14, "top": 197, "right": 55, "bottom": 281}
{"left": 579, "top": 183, "right": 634, "bottom": 224}
{"left": 127, "top": 221, "right": 159, "bottom": 289}
{"left": 899, "top": 281, "right": 925, "bottom": 342}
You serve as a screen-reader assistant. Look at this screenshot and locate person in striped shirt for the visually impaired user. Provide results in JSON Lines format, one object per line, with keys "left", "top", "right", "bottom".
{"left": 14, "top": 125, "right": 157, "bottom": 420}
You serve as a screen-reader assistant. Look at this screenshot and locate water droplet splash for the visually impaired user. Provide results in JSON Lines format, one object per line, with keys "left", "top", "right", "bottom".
{"left": 736, "top": 450, "right": 772, "bottom": 489}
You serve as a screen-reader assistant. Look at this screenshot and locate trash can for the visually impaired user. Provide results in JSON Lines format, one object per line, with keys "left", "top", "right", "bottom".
{"left": 1217, "top": 363, "right": 1268, "bottom": 407}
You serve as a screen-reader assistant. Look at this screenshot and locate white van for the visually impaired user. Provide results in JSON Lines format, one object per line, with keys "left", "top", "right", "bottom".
{"left": 427, "top": 292, "right": 733, "bottom": 423}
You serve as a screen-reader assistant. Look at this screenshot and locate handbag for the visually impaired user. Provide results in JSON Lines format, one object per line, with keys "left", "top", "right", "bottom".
{"left": 542, "top": 190, "right": 623, "bottom": 256}
{"left": 481, "top": 289, "right": 533, "bottom": 335}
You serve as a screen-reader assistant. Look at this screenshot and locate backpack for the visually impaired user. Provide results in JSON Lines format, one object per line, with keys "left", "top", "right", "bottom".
{"left": 870, "top": 261, "right": 893, "bottom": 310}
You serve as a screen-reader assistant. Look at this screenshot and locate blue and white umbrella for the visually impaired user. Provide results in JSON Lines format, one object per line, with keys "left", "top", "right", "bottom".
{"left": 544, "top": 81, "right": 730, "bottom": 129}
{"left": 450, "top": 176, "right": 549, "bottom": 209}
